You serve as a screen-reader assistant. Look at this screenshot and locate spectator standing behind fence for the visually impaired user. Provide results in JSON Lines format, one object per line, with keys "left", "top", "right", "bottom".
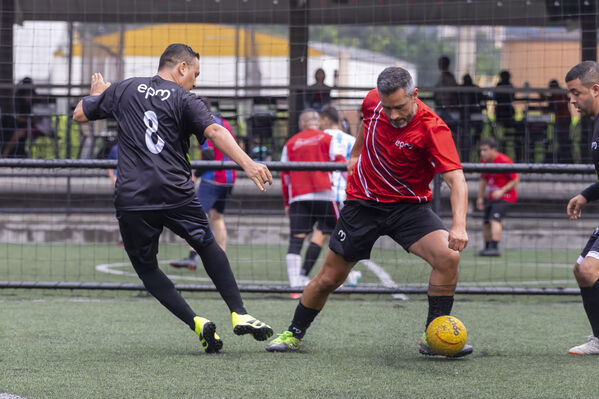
{"left": 2, "top": 77, "right": 52, "bottom": 158}
{"left": 280, "top": 109, "right": 352, "bottom": 292}
{"left": 494, "top": 70, "right": 525, "bottom": 161}
{"left": 266, "top": 66, "right": 471, "bottom": 357}
{"left": 543, "top": 79, "right": 572, "bottom": 163}
{"left": 458, "top": 74, "right": 486, "bottom": 162}
{"left": 304, "top": 68, "right": 332, "bottom": 111}
{"left": 72, "top": 43, "right": 273, "bottom": 353}
{"left": 476, "top": 138, "right": 518, "bottom": 257}
{"left": 564, "top": 61, "right": 599, "bottom": 355}
{"left": 170, "top": 113, "right": 237, "bottom": 270}
{"left": 434, "top": 56, "right": 459, "bottom": 133}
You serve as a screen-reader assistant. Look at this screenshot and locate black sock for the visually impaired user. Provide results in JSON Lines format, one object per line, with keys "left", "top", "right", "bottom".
{"left": 300, "top": 242, "right": 322, "bottom": 277}
{"left": 135, "top": 266, "right": 197, "bottom": 330}
{"left": 484, "top": 241, "right": 490, "bottom": 249}
{"left": 488, "top": 241, "right": 498, "bottom": 250}
{"left": 197, "top": 240, "right": 247, "bottom": 315}
{"left": 288, "top": 302, "right": 320, "bottom": 339}
{"left": 580, "top": 278, "right": 599, "bottom": 337}
{"left": 425, "top": 295, "right": 455, "bottom": 329}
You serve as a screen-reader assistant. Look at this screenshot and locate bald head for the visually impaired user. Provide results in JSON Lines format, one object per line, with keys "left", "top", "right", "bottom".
{"left": 299, "top": 109, "right": 321, "bottom": 130}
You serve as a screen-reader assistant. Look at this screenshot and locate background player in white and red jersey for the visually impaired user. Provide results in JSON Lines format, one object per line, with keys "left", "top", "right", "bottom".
{"left": 476, "top": 138, "right": 519, "bottom": 257}
{"left": 293, "top": 105, "right": 362, "bottom": 287}
{"left": 267, "top": 66, "right": 472, "bottom": 357}
{"left": 280, "top": 109, "right": 347, "bottom": 289}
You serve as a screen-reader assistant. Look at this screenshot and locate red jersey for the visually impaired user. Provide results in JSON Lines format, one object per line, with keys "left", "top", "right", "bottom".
{"left": 281, "top": 129, "right": 345, "bottom": 206}
{"left": 346, "top": 89, "right": 462, "bottom": 203}
{"left": 481, "top": 152, "right": 518, "bottom": 203}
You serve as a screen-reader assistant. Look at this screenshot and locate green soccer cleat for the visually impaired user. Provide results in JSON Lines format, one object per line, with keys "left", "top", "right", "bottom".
{"left": 419, "top": 333, "right": 473, "bottom": 358}
{"left": 265, "top": 331, "right": 301, "bottom": 352}
{"left": 232, "top": 312, "right": 274, "bottom": 341}
{"left": 194, "top": 316, "right": 223, "bottom": 354}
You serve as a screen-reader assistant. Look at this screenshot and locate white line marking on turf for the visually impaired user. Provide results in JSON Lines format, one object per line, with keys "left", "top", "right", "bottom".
{"left": 0, "top": 394, "right": 27, "bottom": 399}
{"left": 359, "top": 259, "right": 408, "bottom": 300}
{"left": 95, "top": 261, "right": 288, "bottom": 285}
{"left": 95, "top": 261, "right": 576, "bottom": 290}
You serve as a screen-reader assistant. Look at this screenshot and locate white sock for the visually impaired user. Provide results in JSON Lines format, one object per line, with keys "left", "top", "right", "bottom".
{"left": 286, "top": 253, "right": 302, "bottom": 287}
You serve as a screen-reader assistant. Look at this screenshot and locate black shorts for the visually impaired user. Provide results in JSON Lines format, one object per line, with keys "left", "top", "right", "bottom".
{"left": 579, "top": 226, "right": 599, "bottom": 263}
{"left": 197, "top": 180, "right": 233, "bottom": 214}
{"left": 483, "top": 200, "right": 512, "bottom": 223}
{"left": 289, "top": 200, "right": 340, "bottom": 236}
{"left": 329, "top": 200, "right": 447, "bottom": 262}
{"left": 116, "top": 199, "right": 214, "bottom": 271}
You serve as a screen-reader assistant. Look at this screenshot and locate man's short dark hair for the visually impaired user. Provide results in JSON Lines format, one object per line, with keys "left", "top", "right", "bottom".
{"left": 565, "top": 61, "right": 599, "bottom": 88}
{"left": 158, "top": 43, "right": 199, "bottom": 70}
{"left": 377, "top": 67, "right": 415, "bottom": 96}
{"left": 320, "top": 104, "right": 339, "bottom": 124}
{"left": 480, "top": 138, "right": 497, "bottom": 149}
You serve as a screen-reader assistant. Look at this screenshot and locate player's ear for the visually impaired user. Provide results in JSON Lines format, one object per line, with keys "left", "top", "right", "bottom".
{"left": 412, "top": 88, "right": 419, "bottom": 98}
{"left": 177, "top": 61, "right": 187, "bottom": 77}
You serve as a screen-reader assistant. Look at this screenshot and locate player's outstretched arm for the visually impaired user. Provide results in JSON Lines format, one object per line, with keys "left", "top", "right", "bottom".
{"left": 204, "top": 123, "right": 272, "bottom": 192}
{"left": 73, "top": 73, "right": 112, "bottom": 123}
{"left": 441, "top": 169, "right": 469, "bottom": 251}
{"left": 476, "top": 178, "right": 487, "bottom": 210}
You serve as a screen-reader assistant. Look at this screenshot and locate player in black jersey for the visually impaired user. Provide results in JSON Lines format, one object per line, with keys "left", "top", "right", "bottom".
{"left": 73, "top": 43, "right": 273, "bottom": 353}
{"left": 564, "top": 61, "right": 599, "bottom": 355}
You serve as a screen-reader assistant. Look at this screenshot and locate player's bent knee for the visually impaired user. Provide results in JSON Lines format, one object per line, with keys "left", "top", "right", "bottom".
{"left": 574, "top": 260, "right": 599, "bottom": 281}
{"left": 432, "top": 250, "right": 460, "bottom": 271}
{"left": 314, "top": 271, "right": 345, "bottom": 292}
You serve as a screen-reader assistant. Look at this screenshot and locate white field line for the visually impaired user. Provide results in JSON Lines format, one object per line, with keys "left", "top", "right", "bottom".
{"left": 95, "top": 260, "right": 576, "bottom": 288}
{"left": 95, "top": 261, "right": 288, "bottom": 285}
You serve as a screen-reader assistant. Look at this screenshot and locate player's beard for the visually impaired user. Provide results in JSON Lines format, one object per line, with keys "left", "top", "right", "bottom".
{"left": 389, "top": 107, "right": 415, "bottom": 128}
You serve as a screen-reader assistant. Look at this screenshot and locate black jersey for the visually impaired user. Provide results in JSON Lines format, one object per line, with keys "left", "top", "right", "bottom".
{"left": 82, "top": 76, "right": 215, "bottom": 210}
{"left": 581, "top": 116, "right": 599, "bottom": 201}
{"left": 592, "top": 116, "right": 599, "bottom": 175}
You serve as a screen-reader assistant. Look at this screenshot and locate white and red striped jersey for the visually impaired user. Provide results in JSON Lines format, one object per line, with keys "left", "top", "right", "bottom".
{"left": 325, "top": 128, "right": 355, "bottom": 203}
{"left": 281, "top": 129, "right": 346, "bottom": 206}
{"left": 346, "top": 89, "right": 462, "bottom": 203}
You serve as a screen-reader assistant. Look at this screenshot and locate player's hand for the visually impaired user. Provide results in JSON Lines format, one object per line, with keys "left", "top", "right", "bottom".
{"left": 244, "top": 161, "right": 272, "bottom": 192}
{"left": 90, "top": 73, "right": 111, "bottom": 96}
{"left": 347, "top": 156, "right": 359, "bottom": 176}
{"left": 491, "top": 190, "right": 503, "bottom": 200}
{"left": 567, "top": 194, "right": 587, "bottom": 220}
{"left": 448, "top": 227, "right": 468, "bottom": 252}
{"left": 476, "top": 197, "right": 484, "bottom": 211}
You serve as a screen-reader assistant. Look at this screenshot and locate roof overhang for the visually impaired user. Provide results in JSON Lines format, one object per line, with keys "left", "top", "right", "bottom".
{"left": 14, "top": 0, "right": 588, "bottom": 27}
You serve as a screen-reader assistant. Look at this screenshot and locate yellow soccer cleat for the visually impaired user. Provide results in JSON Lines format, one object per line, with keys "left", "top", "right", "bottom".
{"left": 194, "top": 316, "right": 223, "bottom": 353}
{"left": 232, "top": 312, "right": 274, "bottom": 341}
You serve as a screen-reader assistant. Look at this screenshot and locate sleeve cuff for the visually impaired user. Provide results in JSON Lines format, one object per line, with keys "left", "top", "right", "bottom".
{"left": 581, "top": 182, "right": 599, "bottom": 202}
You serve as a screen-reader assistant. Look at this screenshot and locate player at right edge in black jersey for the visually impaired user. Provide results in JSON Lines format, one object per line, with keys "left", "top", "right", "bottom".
{"left": 565, "top": 61, "right": 599, "bottom": 355}
{"left": 73, "top": 43, "right": 273, "bottom": 353}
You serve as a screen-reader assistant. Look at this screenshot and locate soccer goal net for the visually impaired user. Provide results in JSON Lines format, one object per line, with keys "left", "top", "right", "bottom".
{"left": 0, "top": 160, "right": 593, "bottom": 295}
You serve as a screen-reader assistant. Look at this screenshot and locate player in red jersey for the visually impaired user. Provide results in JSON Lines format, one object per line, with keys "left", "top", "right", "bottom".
{"left": 266, "top": 66, "right": 472, "bottom": 357}
{"left": 476, "top": 138, "right": 519, "bottom": 257}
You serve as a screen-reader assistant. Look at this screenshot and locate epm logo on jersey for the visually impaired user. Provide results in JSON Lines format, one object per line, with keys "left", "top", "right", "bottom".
{"left": 395, "top": 140, "right": 413, "bottom": 150}
{"left": 137, "top": 84, "right": 171, "bottom": 101}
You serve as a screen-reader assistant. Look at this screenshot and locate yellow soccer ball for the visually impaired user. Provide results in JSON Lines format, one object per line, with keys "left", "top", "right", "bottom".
{"left": 425, "top": 315, "right": 467, "bottom": 356}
